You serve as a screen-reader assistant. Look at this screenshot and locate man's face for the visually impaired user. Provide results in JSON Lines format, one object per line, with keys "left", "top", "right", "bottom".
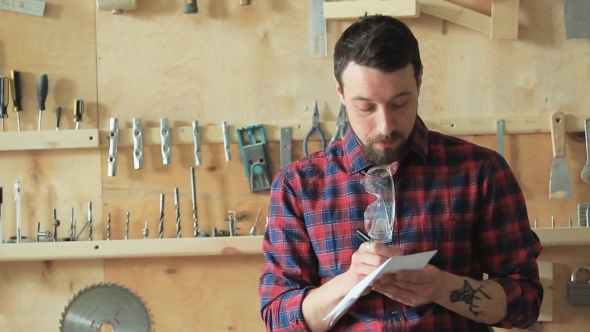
{"left": 336, "top": 62, "right": 422, "bottom": 165}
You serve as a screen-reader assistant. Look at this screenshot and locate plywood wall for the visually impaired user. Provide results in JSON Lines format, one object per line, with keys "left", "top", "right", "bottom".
{"left": 1, "top": 0, "right": 590, "bottom": 331}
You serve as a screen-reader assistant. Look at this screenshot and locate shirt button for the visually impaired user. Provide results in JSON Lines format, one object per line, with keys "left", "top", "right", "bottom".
{"left": 391, "top": 310, "right": 400, "bottom": 316}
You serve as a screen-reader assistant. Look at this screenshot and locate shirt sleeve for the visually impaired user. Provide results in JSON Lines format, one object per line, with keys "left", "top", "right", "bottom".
{"left": 258, "top": 170, "right": 317, "bottom": 332}
{"left": 477, "top": 154, "right": 544, "bottom": 329}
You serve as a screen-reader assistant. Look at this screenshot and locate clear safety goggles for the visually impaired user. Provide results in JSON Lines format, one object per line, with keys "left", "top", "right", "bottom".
{"left": 360, "top": 165, "right": 395, "bottom": 243}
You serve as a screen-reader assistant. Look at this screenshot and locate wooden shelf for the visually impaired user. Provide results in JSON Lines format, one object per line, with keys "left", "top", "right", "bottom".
{"left": 0, "top": 129, "right": 99, "bottom": 151}
{"left": 0, "top": 228, "right": 588, "bottom": 262}
{"left": 534, "top": 228, "right": 590, "bottom": 246}
{"left": 95, "top": 114, "right": 590, "bottom": 147}
{"left": 0, "top": 236, "right": 263, "bottom": 262}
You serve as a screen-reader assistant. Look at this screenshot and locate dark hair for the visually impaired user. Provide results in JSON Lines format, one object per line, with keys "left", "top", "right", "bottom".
{"left": 333, "top": 14, "right": 423, "bottom": 88}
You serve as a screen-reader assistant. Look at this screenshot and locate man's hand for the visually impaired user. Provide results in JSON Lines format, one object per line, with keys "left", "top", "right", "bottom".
{"left": 371, "top": 264, "right": 446, "bottom": 306}
{"left": 346, "top": 241, "right": 403, "bottom": 295}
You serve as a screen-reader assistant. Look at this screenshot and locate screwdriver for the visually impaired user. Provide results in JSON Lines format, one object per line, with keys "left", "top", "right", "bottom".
{"left": 0, "top": 77, "right": 8, "bottom": 131}
{"left": 37, "top": 74, "right": 48, "bottom": 131}
{"left": 55, "top": 106, "right": 61, "bottom": 130}
{"left": 9, "top": 70, "right": 22, "bottom": 131}
{"left": 73, "top": 99, "right": 83, "bottom": 129}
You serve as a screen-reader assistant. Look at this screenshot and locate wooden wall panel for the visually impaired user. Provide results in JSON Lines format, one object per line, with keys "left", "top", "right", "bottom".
{"left": 104, "top": 255, "right": 266, "bottom": 331}
{"left": 0, "top": 260, "right": 104, "bottom": 331}
{"left": 0, "top": 0, "right": 590, "bottom": 331}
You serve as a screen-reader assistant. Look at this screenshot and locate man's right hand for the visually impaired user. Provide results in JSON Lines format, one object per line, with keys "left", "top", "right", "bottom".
{"left": 346, "top": 241, "right": 404, "bottom": 294}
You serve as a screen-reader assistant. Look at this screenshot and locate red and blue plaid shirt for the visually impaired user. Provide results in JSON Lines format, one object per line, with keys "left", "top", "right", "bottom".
{"left": 259, "top": 116, "right": 543, "bottom": 331}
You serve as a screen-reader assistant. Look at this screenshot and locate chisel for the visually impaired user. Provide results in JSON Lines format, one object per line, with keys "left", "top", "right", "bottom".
{"left": 183, "top": 0, "right": 198, "bottom": 13}
{"left": 9, "top": 70, "right": 22, "bottom": 131}
{"left": 0, "top": 77, "right": 8, "bottom": 131}
{"left": 37, "top": 74, "right": 48, "bottom": 131}
{"left": 74, "top": 99, "right": 83, "bottom": 130}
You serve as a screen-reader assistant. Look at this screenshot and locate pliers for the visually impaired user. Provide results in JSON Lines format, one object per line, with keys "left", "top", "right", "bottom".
{"left": 328, "top": 103, "right": 347, "bottom": 145}
{"left": 303, "top": 101, "right": 326, "bottom": 156}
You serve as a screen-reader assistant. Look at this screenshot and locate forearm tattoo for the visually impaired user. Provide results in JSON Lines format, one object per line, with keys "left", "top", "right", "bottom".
{"left": 449, "top": 280, "right": 492, "bottom": 317}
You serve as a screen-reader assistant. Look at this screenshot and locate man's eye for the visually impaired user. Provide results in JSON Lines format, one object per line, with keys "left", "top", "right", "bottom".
{"left": 391, "top": 101, "right": 409, "bottom": 109}
{"left": 357, "top": 104, "right": 375, "bottom": 112}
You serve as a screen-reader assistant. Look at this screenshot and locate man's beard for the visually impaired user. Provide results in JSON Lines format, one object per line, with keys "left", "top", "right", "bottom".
{"left": 356, "top": 131, "right": 409, "bottom": 165}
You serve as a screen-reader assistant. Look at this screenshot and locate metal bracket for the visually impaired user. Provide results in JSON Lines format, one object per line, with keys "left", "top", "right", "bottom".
{"left": 237, "top": 124, "right": 272, "bottom": 192}
{"left": 280, "top": 126, "right": 292, "bottom": 169}
{"left": 107, "top": 118, "right": 119, "bottom": 177}
{"left": 160, "top": 118, "right": 171, "bottom": 165}
{"left": 192, "top": 120, "right": 201, "bottom": 166}
{"left": 132, "top": 118, "right": 143, "bottom": 169}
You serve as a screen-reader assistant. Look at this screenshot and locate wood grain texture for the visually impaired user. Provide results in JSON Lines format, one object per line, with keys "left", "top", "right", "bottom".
{"left": 0, "top": 260, "right": 104, "bottom": 331}
{"left": 104, "top": 255, "right": 266, "bottom": 331}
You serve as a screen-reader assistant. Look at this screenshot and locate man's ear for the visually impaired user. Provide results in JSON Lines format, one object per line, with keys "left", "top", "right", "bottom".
{"left": 416, "top": 69, "right": 423, "bottom": 97}
{"left": 333, "top": 75, "right": 345, "bottom": 105}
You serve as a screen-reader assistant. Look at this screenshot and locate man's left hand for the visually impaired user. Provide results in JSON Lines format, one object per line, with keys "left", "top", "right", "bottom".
{"left": 371, "top": 264, "right": 446, "bottom": 306}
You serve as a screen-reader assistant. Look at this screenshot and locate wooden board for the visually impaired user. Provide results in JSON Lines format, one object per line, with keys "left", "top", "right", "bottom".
{"left": 104, "top": 255, "right": 266, "bottom": 331}
{"left": 0, "top": 260, "right": 104, "bottom": 331}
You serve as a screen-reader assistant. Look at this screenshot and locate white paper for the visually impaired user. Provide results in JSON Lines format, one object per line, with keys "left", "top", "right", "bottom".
{"left": 322, "top": 250, "right": 438, "bottom": 328}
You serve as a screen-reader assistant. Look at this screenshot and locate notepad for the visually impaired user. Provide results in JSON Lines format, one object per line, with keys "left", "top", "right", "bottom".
{"left": 322, "top": 250, "right": 438, "bottom": 328}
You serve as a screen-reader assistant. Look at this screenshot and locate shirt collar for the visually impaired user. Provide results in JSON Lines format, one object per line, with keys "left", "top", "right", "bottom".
{"left": 343, "top": 115, "right": 430, "bottom": 174}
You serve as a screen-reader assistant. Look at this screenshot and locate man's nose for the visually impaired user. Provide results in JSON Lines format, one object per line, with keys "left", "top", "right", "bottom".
{"left": 376, "top": 108, "right": 395, "bottom": 136}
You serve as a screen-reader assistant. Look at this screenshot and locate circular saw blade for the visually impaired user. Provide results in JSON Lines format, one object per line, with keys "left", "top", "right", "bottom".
{"left": 59, "top": 282, "right": 154, "bottom": 332}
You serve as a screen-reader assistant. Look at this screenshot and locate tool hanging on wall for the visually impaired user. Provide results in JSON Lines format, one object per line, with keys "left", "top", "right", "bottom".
{"left": 0, "top": 76, "right": 8, "bottom": 131}
{"left": 577, "top": 203, "right": 590, "bottom": 227}
{"left": 303, "top": 101, "right": 326, "bottom": 156}
{"left": 36, "top": 74, "right": 48, "bottom": 131}
{"left": 142, "top": 221, "right": 149, "bottom": 239}
{"left": 73, "top": 99, "right": 83, "bottom": 130}
{"left": 549, "top": 111, "right": 573, "bottom": 199}
{"left": 0, "top": 0, "right": 46, "bottom": 17}
{"left": 250, "top": 208, "right": 262, "bottom": 236}
{"left": 280, "top": 127, "right": 292, "bottom": 169}
{"left": 582, "top": 118, "right": 590, "bottom": 183}
{"left": 108, "top": 118, "right": 119, "bottom": 177}
{"left": 222, "top": 121, "right": 231, "bottom": 161}
{"left": 237, "top": 124, "right": 272, "bottom": 192}
{"left": 52, "top": 209, "right": 60, "bottom": 242}
{"left": 59, "top": 283, "right": 154, "bottom": 332}
{"left": 160, "top": 118, "right": 171, "bottom": 165}
{"left": 125, "top": 212, "right": 130, "bottom": 240}
{"left": 14, "top": 180, "right": 22, "bottom": 243}
{"left": 55, "top": 106, "right": 61, "bottom": 130}
{"left": 192, "top": 120, "right": 202, "bottom": 166}
{"left": 183, "top": 0, "right": 198, "bottom": 13}
{"left": 70, "top": 208, "right": 76, "bottom": 241}
{"left": 496, "top": 119, "right": 505, "bottom": 156}
{"left": 97, "top": 0, "right": 137, "bottom": 14}
{"left": 159, "top": 193, "right": 164, "bottom": 239}
{"left": 309, "top": 0, "right": 327, "bottom": 57}
{"left": 568, "top": 265, "right": 590, "bottom": 306}
{"left": 174, "top": 188, "right": 181, "bottom": 238}
{"left": 564, "top": 0, "right": 590, "bottom": 39}
{"left": 10, "top": 70, "right": 23, "bottom": 131}
{"left": 36, "top": 222, "right": 51, "bottom": 242}
{"left": 190, "top": 167, "right": 205, "bottom": 237}
{"left": 107, "top": 213, "right": 111, "bottom": 240}
{"left": 87, "top": 202, "right": 93, "bottom": 241}
{"left": 132, "top": 118, "right": 143, "bottom": 170}
{"left": 328, "top": 103, "right": 347, "bottom": 146}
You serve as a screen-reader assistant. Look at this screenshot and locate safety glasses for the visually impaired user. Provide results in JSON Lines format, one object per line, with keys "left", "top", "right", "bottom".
{"left": 360, "top": 165, "right": 395, "bottom": 243}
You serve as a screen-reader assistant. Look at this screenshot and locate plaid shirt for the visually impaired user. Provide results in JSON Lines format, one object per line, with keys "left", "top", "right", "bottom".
{"left": 259, "top": 116, "right": 543, "bottom": 331}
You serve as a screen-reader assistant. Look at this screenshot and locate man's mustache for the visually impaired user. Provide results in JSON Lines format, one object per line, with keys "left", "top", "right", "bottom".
{"left": 368, "top": 131, "right": 405, "bottom": 144}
